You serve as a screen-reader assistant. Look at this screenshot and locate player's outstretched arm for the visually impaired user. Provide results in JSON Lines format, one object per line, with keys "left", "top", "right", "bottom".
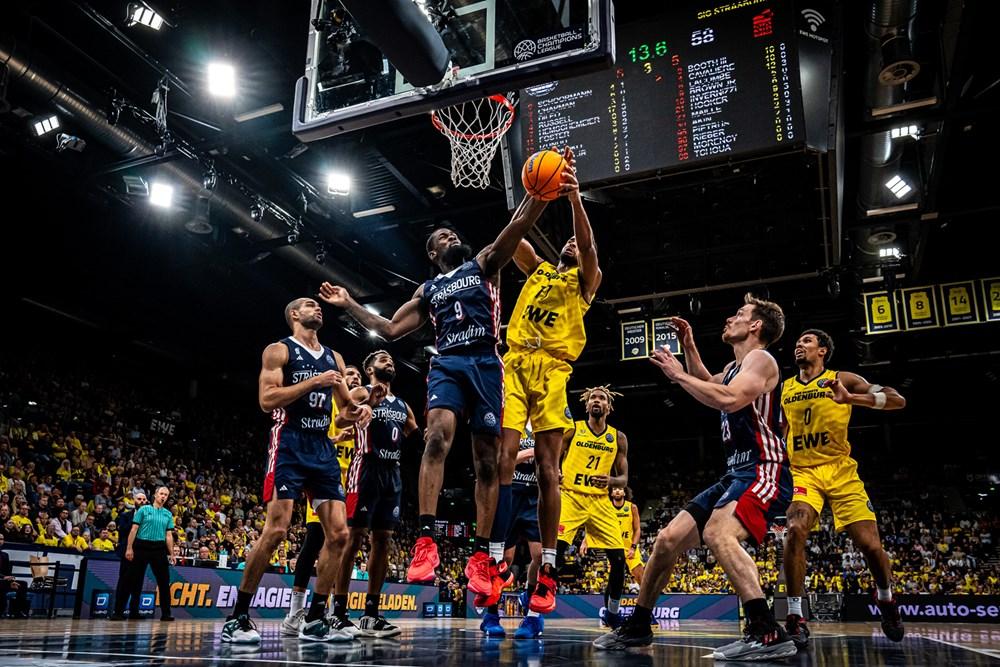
{"left": 258, "top": 343, "right": 341, "bottom": 412}
{"left": 825, "top": 372, "right": 906, "bottom": 410}
{"left": 479, "top": 146, "right": 575, "bottom": 276}
{"left": 320, "top": 283, "right": 427, "bottom": 340}
{"left": 568, "top": 158, "right": 602, "bottom": 302}
{"left": 669, "top": 317, "right": 717, "bottom": 382}
{"left": 512, "top": 239, "right": 543, "bottom": 276}
{"left": 651, "top": 347, "right": 776, "bottom": 412}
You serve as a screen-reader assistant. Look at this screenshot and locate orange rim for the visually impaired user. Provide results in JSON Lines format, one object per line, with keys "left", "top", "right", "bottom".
{"left": 430, "top": 94, "right": 516, "bottom": 141}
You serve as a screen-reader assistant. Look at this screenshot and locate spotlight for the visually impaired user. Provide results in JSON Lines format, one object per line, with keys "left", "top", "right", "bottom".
{"left": 327, "top": 171, "right": 351, "bottom": 196}
{"left": 207, "top": 62, "right": 236, "bottom": 98}
{"left": 884, "top": 175, "right": 912, "bottom": 199}
{"left": 33, "top": 115, "right": 59, "bottom": 136}
{"left": 879, "top": 246, "right": 901, "bottom": 259}
{"left": 150, "top": 181, "right": 173, "bottom": 208}
{"left": 126, "top": 3, "right": 165, "bottom": 30}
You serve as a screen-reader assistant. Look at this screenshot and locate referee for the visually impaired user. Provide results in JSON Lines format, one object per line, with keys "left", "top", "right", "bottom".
{"left": 123, "top": 486, "right": 176, "bottom": 621}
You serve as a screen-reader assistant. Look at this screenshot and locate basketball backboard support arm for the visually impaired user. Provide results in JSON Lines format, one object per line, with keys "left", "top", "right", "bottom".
{"left": 293, "top": 0, "right": 614, "bottom": 143}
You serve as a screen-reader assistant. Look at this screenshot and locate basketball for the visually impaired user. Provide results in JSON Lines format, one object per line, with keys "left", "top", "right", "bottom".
{"left": 522, "top": 150, "right": 567, "bottom": 201}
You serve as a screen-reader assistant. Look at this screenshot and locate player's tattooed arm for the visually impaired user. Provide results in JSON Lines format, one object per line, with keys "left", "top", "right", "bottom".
{"left": 258, "top": 343, "right": 341, "bottom": 412}
{"left": 607, "top": 431, "right": 629, "bottom": 489}
{"left": 320, "top": 283, "right": 427, "bottom": 340}
{"left": 826, "top": 372, "right": 906, "bottom": 410}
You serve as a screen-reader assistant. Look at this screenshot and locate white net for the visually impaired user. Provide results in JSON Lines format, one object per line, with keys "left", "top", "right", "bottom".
{"left": 431, "top": 93, "right": 516, "bottom": 189}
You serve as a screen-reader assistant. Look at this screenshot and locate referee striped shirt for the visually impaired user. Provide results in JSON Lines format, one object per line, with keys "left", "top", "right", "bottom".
{"left": 133, "top": 504, "right": 175, "bottom": 541}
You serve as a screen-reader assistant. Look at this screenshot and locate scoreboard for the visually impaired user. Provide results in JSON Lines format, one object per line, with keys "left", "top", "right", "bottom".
{"left": 506, "top": 1, "right": 807, "bottom": 191}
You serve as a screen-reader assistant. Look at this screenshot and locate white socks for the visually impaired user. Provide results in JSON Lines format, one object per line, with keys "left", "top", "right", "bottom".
{"left": 541, "top": 548, "right": 556, "bottom": 568}
{"left": 787, "top": 596, "right": 802, "bottom": 617}
{"left": 489, "top": 542, "right": 504, "bottom": 563}
{"left": 877, "top": 587, "right": 892, "bottom": 602}
{"left": 608, "top": 598, "right": 620, "bottom": 614}
{"left": 290, "top": 590, "right": 305, "bottom": 615}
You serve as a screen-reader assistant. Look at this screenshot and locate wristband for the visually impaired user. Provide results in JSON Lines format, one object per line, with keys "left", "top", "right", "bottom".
{"left": 872, "top": 392, "right": 887, "bottom": 409}
{"left": 867, "top": 384, "right": 884, "bottom": 395}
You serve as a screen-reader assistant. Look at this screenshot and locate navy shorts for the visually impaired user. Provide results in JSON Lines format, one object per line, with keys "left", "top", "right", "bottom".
{"left": 685, "top": 466, "right": 792, "bottom": 545}
{"left": 264, "top": 427, "right": 345, "bottom": 504}
{"left": 505, "top": 486, "right": 540, "bottom": 548}
{"left": 345, "top": 458, "right": 401, "bottom": 531}
{"left": 426, "top": 350, "right": 504, "bottom": 436}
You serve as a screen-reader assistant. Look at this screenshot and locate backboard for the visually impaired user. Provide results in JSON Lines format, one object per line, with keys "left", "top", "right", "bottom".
{"left": 293, "top": 0, "right": 614, "bottom": 142}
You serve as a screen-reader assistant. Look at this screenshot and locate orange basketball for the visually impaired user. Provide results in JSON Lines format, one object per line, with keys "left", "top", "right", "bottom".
{"left": 521, "top": 150, "right": 566, "bottom": 201}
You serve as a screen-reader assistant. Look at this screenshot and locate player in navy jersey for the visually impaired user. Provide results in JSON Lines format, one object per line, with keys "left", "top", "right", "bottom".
{"left": 319, "top": 148, "right": 575, "bottom": 599}
{"left": 331, "top": 350, "right": 417, "bottom": 638}
{"left": 596, "top": 294, "right": 796, "bottom": 661}
{"left": 222, "top": 297, "right": 373, "bottom": 645}
{"left": 480, "top": 424, "right": 546, "bottom": 639}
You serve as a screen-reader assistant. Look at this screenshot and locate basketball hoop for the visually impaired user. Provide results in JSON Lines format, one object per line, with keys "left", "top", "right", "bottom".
{"left": 431, "top": 93, "right": 516, "bottom": 189}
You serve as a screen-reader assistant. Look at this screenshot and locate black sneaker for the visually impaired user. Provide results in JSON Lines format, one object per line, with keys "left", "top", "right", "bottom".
{"left": 877, "top": 597, "right": 905, "bottom": 642}
{"left": 593, "top": 614, "right": 653, "bottom": 650}
{"left": 221, "top": 613, "right": 261, "bottom": 644}
{"left": 785, "top": 613, "right": 810, "bottom": 650}
{"left": 712, "top": 622, "right": 797, "bottom": 661}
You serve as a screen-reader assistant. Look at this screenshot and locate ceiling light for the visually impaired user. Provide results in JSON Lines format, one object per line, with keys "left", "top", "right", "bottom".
{"left": 126, "top": 3, "right": 165, "bottom": 30}
{"left": 33, "top": 115, "right": 59, "bottom": 136}
{"left": 207, "top": 62, "right": 236, "bottom": 98}
{"left": 150, "top": 181, "right": 173, "bottom": 208}
{"left": 327, "top": 171, "right": 351, "bottom": 196}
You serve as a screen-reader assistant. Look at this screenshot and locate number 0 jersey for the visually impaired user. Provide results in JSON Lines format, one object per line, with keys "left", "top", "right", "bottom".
{"left": 561, "top": 420, "right": 619, "bottom": 495}
{"left": 781, "top": 369, "right": 853, "bottom": 468}
{"left": 506, "top": 261, "right": 590, "bottom": 361}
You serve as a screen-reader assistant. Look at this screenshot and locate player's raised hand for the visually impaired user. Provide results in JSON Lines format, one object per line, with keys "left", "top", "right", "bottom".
{"left": 670, "top": 317, "right": 695, "bottom": 348}
{"left": 311, "top": 369, "right": 343, "bottom": 389}
{"left": 819, "top": 378, "right": 852, "bottom": 404}
{"left": 650, "top": 345, "right": 684, "bottom": 380}
{"left": 367, "top": 383, "right": 388, "bottom": 406}
{"left": 319, "top": 282, "right": 350, "bottom": 307}
{"left": 557, "top": 146, "right": 579, "bottom": 199}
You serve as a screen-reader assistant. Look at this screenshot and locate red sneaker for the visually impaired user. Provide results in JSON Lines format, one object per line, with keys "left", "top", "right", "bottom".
{"left": 405, "top": 536, "right": 440, "bottom": 583}
{"left": 529, "top": 564, "right": 557, "bottom": 614}
{"left": 474, "top": 560, "right": 515, "bottom": 607}
{"left": 464, "top": 551, "right": 494, "bottom": 595}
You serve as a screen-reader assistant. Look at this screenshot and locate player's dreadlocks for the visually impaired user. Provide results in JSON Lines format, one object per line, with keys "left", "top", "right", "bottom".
{"left": 579, "top": 385, "right": 624, "bottom": 412}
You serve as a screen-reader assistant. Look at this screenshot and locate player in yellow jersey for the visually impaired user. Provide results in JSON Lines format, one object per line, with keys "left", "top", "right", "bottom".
{"left": 780, "top": 329, "right": 906, "bottom": 648}
{"left": 489, "top": 149, "right": 601, "bottom": 639}
{"left": 558, "top": 386, "right": 629, "bottom": 628}
{"left": 282, "top": 364, "right": 365, "bottom": 636}
{"left": 580, "top": 486, "right": 643, "bottom": 583}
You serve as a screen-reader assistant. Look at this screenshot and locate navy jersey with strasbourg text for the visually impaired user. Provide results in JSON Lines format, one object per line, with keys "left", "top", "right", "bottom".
{"left": 512, "top": 428, "right": 537, "bottom": 489}
{"left": 273, "top": 337, "right": 340, "bottom": 433}
{"left": 719, "top": 353, "right": 788, "bottom": 475}
{"left": 355, "top": 386, "right": 409, "bottom": 464}
{"left": 421, "top": 259, "right": 500, "bottom": 354}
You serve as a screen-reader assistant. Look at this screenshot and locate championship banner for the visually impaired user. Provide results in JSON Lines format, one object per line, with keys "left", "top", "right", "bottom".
{"left": 466, "top": 591, "right": 738, "bottom": 621}
{"left": 621, "top": 320, "right": 649, "bottom": 360}
{"left": 651, "top": 318, "right": 682, "bottom": 355}
{"left": 81, "top": 559, "right": 440, "bottom": 620}
{"left": 843, "top": 594, "right": 1000, "bottom": 624}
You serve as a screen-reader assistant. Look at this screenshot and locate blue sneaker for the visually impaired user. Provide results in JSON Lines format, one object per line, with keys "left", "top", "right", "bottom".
{"left": 514, "top": 615, "right": 544, "bottom": 639}
{"left": 599, "top": 607, "right": 623, "bottom": 629}
{"left": 518, "top": 590, "right": 531, "bottom": 616}
{"left": 480, "top": 612, "right": 505, "bottom": 638}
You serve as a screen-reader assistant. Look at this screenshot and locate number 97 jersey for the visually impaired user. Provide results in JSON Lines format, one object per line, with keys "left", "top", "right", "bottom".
{"left": 561, "top": 421, "right": 619, "bottom": 495}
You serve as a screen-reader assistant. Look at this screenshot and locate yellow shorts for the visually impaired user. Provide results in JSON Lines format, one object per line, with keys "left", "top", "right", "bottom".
{"left": 502, "top": 348, "right": 574, "bottom": 433}
{"left": 626, "top": 549, "right": 644, "bottom": 573}
{"left": 791, "top": 457, "right": 876, "bottom": 532}
{"left": 557, "top": 489, "right": 622, "bottom": 549}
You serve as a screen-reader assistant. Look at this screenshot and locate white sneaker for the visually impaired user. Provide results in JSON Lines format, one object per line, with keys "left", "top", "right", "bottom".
{"left": 298, "top": 617, "right": 354, "bottom": 643}
{"left": 326, "top": 613, "right": 364, "bottom": 637}
{"left": 281, "top": 608, "right": 306, "bottom": 637}
{"left": 221, "top": 614, "right": 261, "bottom": 644}
{"left": 357, "top": 614, "right": 401, "bottom": 638}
